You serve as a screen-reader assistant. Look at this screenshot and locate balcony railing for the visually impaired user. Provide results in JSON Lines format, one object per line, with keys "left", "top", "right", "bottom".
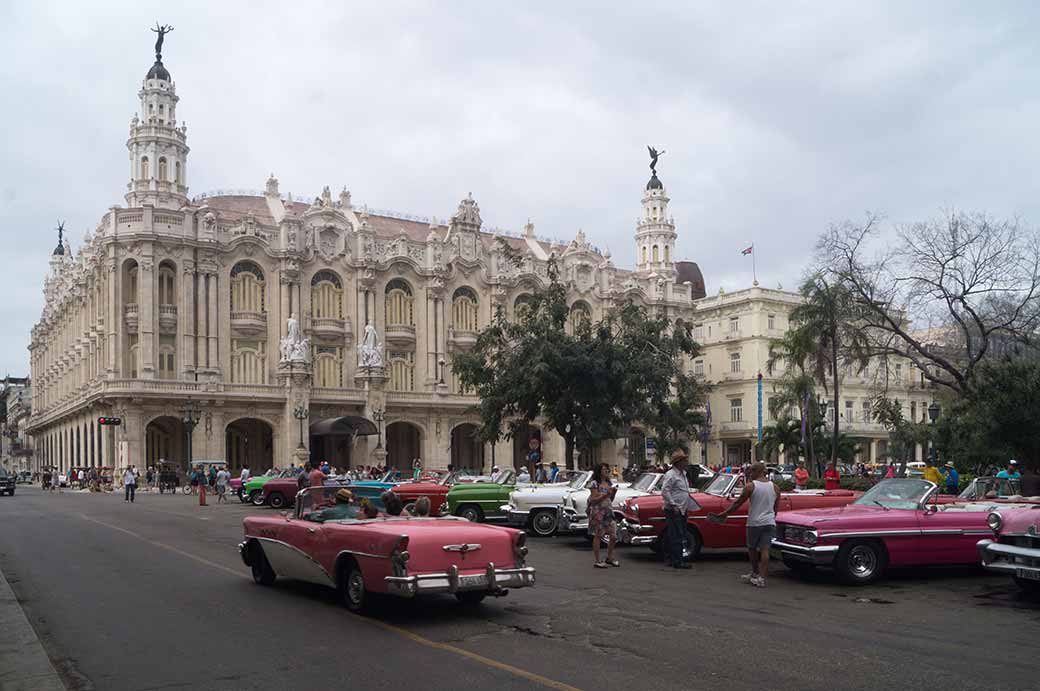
{"left": 158, "top": 304, "right": 177, "bottom": 333}
{"left": 124, "top": 303, "right": 139, "bottom": 334}
{"left": 385, "top": 323, "right": 417, "bottom": 346}
{"left": 230, "top": 310, "right": 267, "bottom": 336}
{"left": 311, "top": 317, "right": 347, "bottom": 339}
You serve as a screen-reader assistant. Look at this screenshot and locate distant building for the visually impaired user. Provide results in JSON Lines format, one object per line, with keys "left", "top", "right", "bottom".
{"left": 1, "top": 377, "right": 34, "bottom": 473}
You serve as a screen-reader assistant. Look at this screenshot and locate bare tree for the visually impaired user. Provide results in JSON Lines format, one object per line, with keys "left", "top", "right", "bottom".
{"left": 817, "top": 211, "right": 1040, "bottom": 397}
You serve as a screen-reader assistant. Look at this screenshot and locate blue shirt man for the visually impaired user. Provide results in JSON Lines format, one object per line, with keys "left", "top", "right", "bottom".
{"left": 548, "top": 462, "right": 559, "bottom": 482}
{"left": 996, "top": 461, "right": 1021, "bottom": 480}
{"left": 944, "top": 464, "right": 959, "bottom": 493}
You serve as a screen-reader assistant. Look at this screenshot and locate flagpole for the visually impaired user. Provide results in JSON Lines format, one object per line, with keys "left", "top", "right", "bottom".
{"left": 752, "top": 243, "right": 758, "bottom": 285}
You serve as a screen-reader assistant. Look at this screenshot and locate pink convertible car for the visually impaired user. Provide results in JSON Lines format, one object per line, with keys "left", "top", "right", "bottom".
{"left": 771, "top": 478, "right": 1033, "bottom": 585}
{"left": 240, "top": 486, "right": 535, "bottom": 611}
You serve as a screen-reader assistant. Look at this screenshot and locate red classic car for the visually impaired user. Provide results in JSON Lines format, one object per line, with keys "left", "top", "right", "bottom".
{"left": 391, "top": 471, "right": 483, "bottom": 515}
{"left": 772, "top": 478, "right": 1036, "bottom": 585}
{"left": 978, "top": 504, "right": 1040, "bottom": 593}
{"left": 258, "top": 476, "right": 306, "bottom": 509}
{"left": 240, "top": 486, "right": 535, "bottom": 611}
{"left": 618, "top": 473, "right": 860, "bottom": 559}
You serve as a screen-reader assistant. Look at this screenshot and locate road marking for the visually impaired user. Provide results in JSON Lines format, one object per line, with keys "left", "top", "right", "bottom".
{"left": 78, "top": 512, "right": 582, "bottom": 691}
{"left": 78, "top": 514, "right": 243, "bottom": 578}
{"left": 357, "top": 616, "right": 583, "bottom": 691}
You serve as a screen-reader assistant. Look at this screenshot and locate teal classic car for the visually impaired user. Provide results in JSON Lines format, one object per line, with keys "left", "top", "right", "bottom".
{"left": 444, "top": 469, "right": 519, "bottom": 522}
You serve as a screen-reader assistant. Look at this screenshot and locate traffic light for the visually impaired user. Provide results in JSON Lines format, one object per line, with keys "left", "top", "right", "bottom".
{"left": 98, "top": 417, "right": 122, "bottom": 426}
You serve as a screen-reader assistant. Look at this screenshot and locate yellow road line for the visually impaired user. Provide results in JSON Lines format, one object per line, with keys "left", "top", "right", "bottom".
{"left": 77, "top": 513, "right": 583, "bottom": 691}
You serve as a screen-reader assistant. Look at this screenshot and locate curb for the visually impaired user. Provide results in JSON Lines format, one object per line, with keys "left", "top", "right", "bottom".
{"left": 0, "top": 565, "right": 65, "bottom": 690}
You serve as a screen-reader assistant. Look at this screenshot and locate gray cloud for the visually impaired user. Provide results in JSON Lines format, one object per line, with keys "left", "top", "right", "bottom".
{"left": 2, "top": 1, "right": 1038, "bottom": 374}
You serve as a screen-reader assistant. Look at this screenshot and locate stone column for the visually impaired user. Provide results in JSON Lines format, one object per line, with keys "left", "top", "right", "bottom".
{"left": 181, "top": 262, "right": 196, "bottom": 376}
{"left": 279, "top": 365, "right": 312, "bottom": 467}
{"left": 108, "top": 255, "right": 119, "bottom": 375}
{"left": 140, "top": 255, "right": 156, "bottom": 378}
{"left": 206, "top": 272, "right": 219, "bottom": 373}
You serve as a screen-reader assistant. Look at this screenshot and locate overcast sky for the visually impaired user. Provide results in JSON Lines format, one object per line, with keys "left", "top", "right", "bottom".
{"left": 2, "top": 1, "right": 1039, "bottom": 376}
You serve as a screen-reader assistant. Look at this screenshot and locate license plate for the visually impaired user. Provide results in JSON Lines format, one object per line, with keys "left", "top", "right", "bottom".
{"left": 1016, "top": 568, "right": 1040, "bottom": 581}
{"left": 458, "top": 574, "right": 487, "bottom": 588}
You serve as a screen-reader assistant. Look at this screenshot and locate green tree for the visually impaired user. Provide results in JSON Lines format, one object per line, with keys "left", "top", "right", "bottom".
{"left": 646, "top": 372, "right": 711, "bottom": 463}
{"left": 452, "top": 258, "right": 703, "bottom": 469}
{"left": 760, "top": 415, "right": 802, "bottom": 463}
{"left": 768, "top": 330, "right": 825, "bottom": 475}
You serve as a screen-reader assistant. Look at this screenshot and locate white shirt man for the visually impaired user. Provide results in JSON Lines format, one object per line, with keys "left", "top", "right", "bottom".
{"left": 239, "top": 467, "right": 250, "bottom": 483}
{"left": 123, "top": 467, "right": 138, "bottom": 503}
{"left": 661, "top": 450, "right": 693, "bottom": 569}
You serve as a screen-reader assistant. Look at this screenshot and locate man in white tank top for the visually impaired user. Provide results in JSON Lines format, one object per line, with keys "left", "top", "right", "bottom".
{"left": 708, "top": 462, "right": 780, "bottom": 587}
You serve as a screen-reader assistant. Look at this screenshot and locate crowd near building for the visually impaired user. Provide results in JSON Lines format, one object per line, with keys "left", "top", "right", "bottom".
{"left": 23, "top": 39, "right": 934, "bottom": 478}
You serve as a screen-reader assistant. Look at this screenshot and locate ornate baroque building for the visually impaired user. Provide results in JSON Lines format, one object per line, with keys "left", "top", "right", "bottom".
{"left": 27, "top": 40, "right": 933, "bottom": 476}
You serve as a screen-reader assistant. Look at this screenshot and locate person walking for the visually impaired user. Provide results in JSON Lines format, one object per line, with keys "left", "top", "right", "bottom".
{"left": 78, "top": 468, "right": 86, "bottom": 489}
{"left": 412, "top": 458, "right": 422, "bottom": 481}
{"left": 709, "top": 462, "right": 780, "bottom": 588}
{"left": 215, "top": 466, "right": 230, "bottom": 504}
{"left": 123, "top": 466, "right": 137, "bottom": 503}
{"left": 884, "top": 462, "right": 896, "bottom": 479}
{"left": 197, "top": 465, "right": 208, "bottom": 506}
{"left": 189, "top": 466, "right": 199, "bottom": 495}
{"left": 239, "top": 465, "right": 250, "bottom": 484}
{"left": 588, "top": 463, "right": 619, "bottom": 568}
{"left": 824, "top": 461, "right": 841, "bottom": 490}
{"left": 661, "top": 449, "right": 693, "bottom": 569}
{"left": 944, "top": 462, "right": 960, "bottom": 495}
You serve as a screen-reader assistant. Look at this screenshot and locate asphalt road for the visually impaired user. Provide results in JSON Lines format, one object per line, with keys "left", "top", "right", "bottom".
{"left": 0, "top": 485, "right": 1037, "bottom": 691}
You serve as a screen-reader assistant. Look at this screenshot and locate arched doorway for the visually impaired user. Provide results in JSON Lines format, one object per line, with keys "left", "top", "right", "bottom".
{"left": 225, "top": 418, "right": 274, "bottom": 474}
{"left": 450, "top": 423, "right": 484, "bottom": 472}
{"left": 627, "top": 427, "right": 647, "bottom": 468}
{"left": 146, "top": 416, "right": 186, "bottom": 473}
{"left": 308, "top": 416, "right": 378, "bottom": 471}
{"left": 386, "top": 421, "right": 422, "bottom": 472}
{"left": 512, "top": 425, "right": 541, "bottom": 472}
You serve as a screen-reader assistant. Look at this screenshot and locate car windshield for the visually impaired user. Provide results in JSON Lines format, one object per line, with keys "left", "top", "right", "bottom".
{"left": 632, "top": 473, "right": 659, "bottom": 492}
{"left": 568, "top": 472, "right": 592, "bottom": 489}
{"left": 380, "top": 470, "right": 402, "bottom": 483}
{"left": 492, "top": 469, "right": 514, "bottom": 484}
{"left": 704, "top": 474, "right": 739, "bottom": 497}
{"left": 854, "top": 479, "right": 934, "bottom": 510}
{"left": 959, "top": 477, "right": 1019, "bottom": 499}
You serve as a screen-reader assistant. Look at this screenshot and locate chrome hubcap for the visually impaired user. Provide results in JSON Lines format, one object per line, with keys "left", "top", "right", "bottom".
{"left": 534, "top": 513, "right": 555, "bottom": 533}
{"left": 849, "top": 545, "right": 877, "bottom": 577}
{"left": 348, "top": 572, "right": 364, "bottom": 605}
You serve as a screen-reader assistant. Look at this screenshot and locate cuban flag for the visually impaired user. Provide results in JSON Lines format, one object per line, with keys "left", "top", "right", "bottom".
{"left": 741, "top": 245, "right": 754, "bottom": 255}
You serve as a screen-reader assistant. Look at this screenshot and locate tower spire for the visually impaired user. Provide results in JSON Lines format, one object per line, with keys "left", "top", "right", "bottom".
{"left": 634, "top": 146, "right": 676, "bottom": 275}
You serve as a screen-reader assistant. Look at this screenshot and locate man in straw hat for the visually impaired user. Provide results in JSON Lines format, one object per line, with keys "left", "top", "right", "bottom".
{"left": 661, "top": 448, "right": 693, "bottom": 569}
{"left": 311, "top": 488, "right": 358, "bottom": 522}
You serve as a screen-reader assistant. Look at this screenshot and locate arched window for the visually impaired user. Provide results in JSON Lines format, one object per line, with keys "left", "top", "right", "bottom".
{"left": 311, "top": 270, "right": 343, "bottom": 320}
{"left": 568, "top": 301, "right": 592, "bottom": 334}
{"left": 124, "top": 261, "right": 139, "bottom": 305}
{"left": 313, "top": 346, "right": 343, "bottom": 387}
{"left": 385, "top": 279, "right": 414, "bottom": 327}
{"left": 158, "top": 262, "right": 176, "bottom": 305}
{"left": 452, "top": 286, "right": 479, "bottom": 332}
{"left": 174, "top": 161, "right": 182, "bottom": 185}
{"left": 641, "top": 246, "right": 647, "bottom": 264}
{"left": 652, "top": 245, "right": 660, "bottom": 263}
{"left": 231, "top": 340, "right": 267, "bottom": 384}
{"left": 388, "top": 351, "right": 415, "bottom": 392}
{"left": 664, "top": 245, "right": 670, "bottom": 263}
{"left": 230, "top": 261, "right": 266, "bottom": 314}
{"left": 158, "top": 157, "right": 168, "bottom": 182}
{"left": 140, "top": 156, "right": 150, "bottom": 180}
{"left": 158, "top": 346, "right": 176, "bottom": 380}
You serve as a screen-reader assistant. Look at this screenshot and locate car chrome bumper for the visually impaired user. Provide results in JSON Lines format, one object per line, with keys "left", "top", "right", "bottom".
{"left": 502, "top": 507, "right": 530, "bottom": 526}
{"left": 769, "top": 539, "right": 839, "bottom": 566}
{"left": 978, "top": 539, "right": 1040, "bottom": 577}
{"left": 237, "top": 541, "right": 251, "bottom": 567}
{"left": 617, "top": 518, "right": 656, "bottom": 546}
{"left": 385, "top": 563, "right": 536, "bottom": 597}
{"left": 557, "top": 507, "right": 588, "bottom": 533}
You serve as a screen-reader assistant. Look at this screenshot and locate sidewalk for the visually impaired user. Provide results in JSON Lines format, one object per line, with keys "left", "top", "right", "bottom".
{"left": 0, "top": 565, "right": 64, "bottom": 690}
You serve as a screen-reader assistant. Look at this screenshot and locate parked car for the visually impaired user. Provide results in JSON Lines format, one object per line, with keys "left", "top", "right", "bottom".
{"left": 445, "top": 469, "right": 579, "bottom": 523}
{"left": 558, "top": 471, "right": 674, "bottom": 536}
{"left": 618, "top": 473, "right": 860, "bottom": 560}
{"left": 771, "top": 478, "right": 1035, "bottom": 585}
{"left": 977, "top": 505, "right": 1040, "bottom": 593}
{"left": 958, "top": 476, "right": 1030, "bottom": 502}
{"left": 239, "top": 486, "right": 535, "bottom": 611}
{"left": 503, "top": 471, "right": 597, "bottom": 536}
{"left": 241, "top": 469, "right": 290, "bottom": 504}
{"left": 0, "top": 468, "right": 15, "bottom": 496}
{"left": 392, "top": 470, "right": 486, "bottom": 515}
{"left": 346, "top": 469, "right": 407, "bottom": 503}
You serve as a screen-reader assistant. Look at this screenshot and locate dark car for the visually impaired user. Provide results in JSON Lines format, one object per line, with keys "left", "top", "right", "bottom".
{"left": 0, "top": 468, "right": 16, "bottom": 496}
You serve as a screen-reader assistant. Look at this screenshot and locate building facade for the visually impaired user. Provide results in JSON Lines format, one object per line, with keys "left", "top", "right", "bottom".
{"left": 26, "top": 41, "right": 931, "bottom": 476}
{"left": 1, "top": 377, "right": 34, "bottom": 473}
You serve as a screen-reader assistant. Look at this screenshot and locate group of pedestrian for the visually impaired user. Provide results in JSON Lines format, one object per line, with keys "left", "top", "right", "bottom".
{"left": 923, "top": 459, "right": 961, "bottom": 494}
{"left": 190, "top": 464, "right": 231, "bottom": 506}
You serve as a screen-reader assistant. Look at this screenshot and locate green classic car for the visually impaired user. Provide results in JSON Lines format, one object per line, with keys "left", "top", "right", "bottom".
{"left": 240, "top": 469, "right": 290, "bottom": 504}
{"left": 444, "top": 469, "right": 518, "bottom": 522}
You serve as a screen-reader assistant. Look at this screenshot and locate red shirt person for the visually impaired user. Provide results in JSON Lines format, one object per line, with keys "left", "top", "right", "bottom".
{"left": 824, "top": 462, "right": 841, "bottom": 490}
{"left": 308, "top": 466, "right": 326, "bottom": 489}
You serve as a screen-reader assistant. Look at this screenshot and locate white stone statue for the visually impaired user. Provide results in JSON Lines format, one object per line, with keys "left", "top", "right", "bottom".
{"left": 291, "top": 337, "right": 311, "bottom": 364}
{"left": 287, "top": 312, "right": 300, "bottom": 342}
{"left": 280, "top": 313, "right": 310, "bottom": 365}
{"left": 358, "top": 321, "right": 383, "bottom": 368}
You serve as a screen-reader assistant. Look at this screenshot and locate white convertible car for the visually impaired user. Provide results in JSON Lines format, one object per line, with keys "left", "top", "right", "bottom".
{"left": 503, "top": 471, "right": 601, "bottom": 536}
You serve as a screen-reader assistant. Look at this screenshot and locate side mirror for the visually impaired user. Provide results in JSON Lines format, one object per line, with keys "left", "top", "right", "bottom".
{"left": 924, "top": 504, "right": 938, "bottom": 514}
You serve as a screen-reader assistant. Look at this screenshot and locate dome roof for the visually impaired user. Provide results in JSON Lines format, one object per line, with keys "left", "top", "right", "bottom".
{"left": 676, "top": 261, "right": 706, "bottom": 299}
{"left": 646, "top": 173, "right": 663, "bottom": 191}
{"left": 146, "top": 59, "right": 171, "bottom": 81}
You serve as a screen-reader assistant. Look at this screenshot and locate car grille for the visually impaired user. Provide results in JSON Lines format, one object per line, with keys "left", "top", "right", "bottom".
{"left": 1001, "top": 534, "right": 1040, "bottom": 550}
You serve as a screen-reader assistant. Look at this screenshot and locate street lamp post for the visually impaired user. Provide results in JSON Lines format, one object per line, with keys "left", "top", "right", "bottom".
{"left": 373, "top": 408, "right": 385, "bottom": 450}
{"left": 180, "top": 399, "right": 201, "bottom": 476}
{"left": 927, "top": 401, "right": 941, "bottom": 465}
{"left": 437, "top": 357, "right": 446, "bottom": 386}
{"left": 292, "top": 404, "right": 309, "bottom": 449}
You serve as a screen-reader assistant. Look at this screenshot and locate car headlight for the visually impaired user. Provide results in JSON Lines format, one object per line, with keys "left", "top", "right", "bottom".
{"left": 804, "top": 530, "right": 818, "bottom": 546}
{"left": 987, "top": 511, "right": 1003, "bottom": 533}
{"left": 630, "top": 503, "right": 639, "bottom": 516}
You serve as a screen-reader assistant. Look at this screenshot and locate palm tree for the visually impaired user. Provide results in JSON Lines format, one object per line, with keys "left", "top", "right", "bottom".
{"left": 785, "top": 275, "right": 871, "bottom": 471}
{"left": 768, "top": 331, "right": 820, "bottom": 474}
{"left": 760, "top": 415, "right": 802, "bottom": 464}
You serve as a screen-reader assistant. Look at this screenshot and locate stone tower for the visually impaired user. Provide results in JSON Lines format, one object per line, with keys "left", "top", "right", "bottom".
{"left": 634, "top": 169, "right": 677, "bottom": 276}
{"left": 124, "top": 29, "right": 190, "bottom": 209}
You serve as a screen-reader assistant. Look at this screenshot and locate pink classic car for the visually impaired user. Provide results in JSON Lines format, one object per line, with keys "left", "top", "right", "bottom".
{"left": 771, "top": 478, "right": 1033, "bottom": 585}
{"left": 239, "top": 486, "right": 535, "bottom": 611}
{"left": 978, "top": 504, "right": 1040, "bottom": 593}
